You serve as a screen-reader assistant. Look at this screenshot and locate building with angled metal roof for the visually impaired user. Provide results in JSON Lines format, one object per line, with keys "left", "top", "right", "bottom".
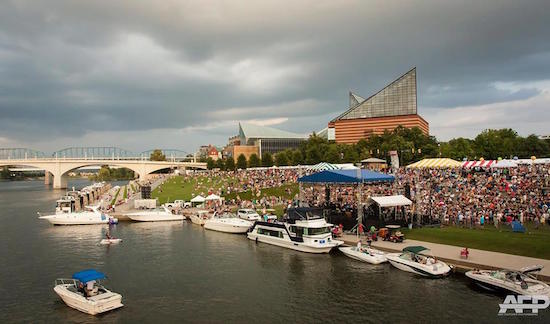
{"left": 327, "top": 68, "right": 429, "bottom": 143}
{"left": 227, "top": 123, "right": 308, "bottom": 159}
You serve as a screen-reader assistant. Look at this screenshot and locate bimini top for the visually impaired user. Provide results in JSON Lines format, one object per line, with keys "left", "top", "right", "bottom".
{"left": 72, "top": 269, "right": 106, "bottom": 283}
{"left": 298, "top": 169, "right": 394, "bottom": 184}
{"left": 403, "top": 246, "right": 429, "bottom": 254}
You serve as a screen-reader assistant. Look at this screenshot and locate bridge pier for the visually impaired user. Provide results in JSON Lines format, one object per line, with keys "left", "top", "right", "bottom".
{"left": 44, "top": 171, "right": 52, "bottom": 185}
{"left": 53, "top": 173, "right": 68, "bottom": 189}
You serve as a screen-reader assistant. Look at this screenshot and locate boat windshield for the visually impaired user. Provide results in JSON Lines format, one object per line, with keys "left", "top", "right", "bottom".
{"left": 304, "top": 227, "right": 330, "bottom": 235}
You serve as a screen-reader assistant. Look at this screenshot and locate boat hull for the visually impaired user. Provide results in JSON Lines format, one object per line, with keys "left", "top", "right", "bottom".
{"left": 204, "top": 222, "right": 250, "bottom": 233}
{"left": 247, "top": 232, "right": 342, "bottom": 253}
{"left": 339, "top": 246, "right": 387, "bottom": 264}
{"left": 190, "top": 215, "right": 207, "bottom": 226}
{"left": 54, "top": 285, "right": 123, "bottom": 315}
{"left": 39, "top": 213, "right": 110, "bottom": 225}
{"left": 386, "top": 255, "right": 451, "bottom": 278}
{"left": 465, "top": 271, "right": 550, "bottom": 296}
{"left": 100, "top": 239, "right": 122, "bottom": 245}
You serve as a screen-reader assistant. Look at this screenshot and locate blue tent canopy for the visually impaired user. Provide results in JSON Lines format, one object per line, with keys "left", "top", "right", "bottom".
{"left": 72, "top": 269, "right": 106, "bottom": 283}
{"left": 298, "top": 169, "right": 394, "bottom": 184}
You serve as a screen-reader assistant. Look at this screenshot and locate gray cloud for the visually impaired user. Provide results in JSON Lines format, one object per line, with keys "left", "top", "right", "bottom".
{"left": 1, "top": 0, "right": 550, "bottom": 152}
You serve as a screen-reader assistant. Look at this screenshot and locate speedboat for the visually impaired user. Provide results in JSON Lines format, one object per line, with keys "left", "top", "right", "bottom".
{"left": 54, "top": 269, "right": 123, "bottom": 315}
{"left": 190, "top": 210, "right": 211, "bottom": 226}
{"left": 465, "top": 265, "right": 550, "bottom": 296}
{"left": 339, "top": 244, "right": 387, "bottom": 264}
{"left": 38, "top": 206, "right": 117, "bottom": 225}
{"left": 386, "top": 246, "right": 451, "bottom": 278}
{"left": 204, "top": 212, "right": 252, "bottom": 234}
{"left": 125, "top": 206, "right": 184, "bottom": 222}
{"left": 247, "top": 207, "right": 343, "bottom": 253}
{"left": 237, "top": 209, "right": 261, "bottom": 221}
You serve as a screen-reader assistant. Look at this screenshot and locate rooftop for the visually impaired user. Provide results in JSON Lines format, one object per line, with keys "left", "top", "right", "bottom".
{"left": 239, "top": 123, "right": 308, "bottom": 140}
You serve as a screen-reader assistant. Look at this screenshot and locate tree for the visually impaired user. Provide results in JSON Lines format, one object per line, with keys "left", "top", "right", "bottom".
{"left": 248, "top": 154, "right": 261, "bottom": 168}
{"left": 215, "top": 158, "right": 225, "bottom": 170}
{"left": 150, "top": 149, "right": 166, "bottom": 161}
{"left": 292, "top": 150, "right": 304, "bottom": 165}
{"left": 261, "top": 152, "right": 274, "bottom": 167}
{"left": 1, "top": 166, "right": 10, "bottom": 179}
{"left": 225, "top": 157, "right": 235, "bottom": 171}
{"left": 275, "top": 152, "right": 288, "bottom": 166}
{"left": 236, "top": 154, "right": 247, "bottom": 169}
{"left": 206, "top": 157, "right": 215, "bottom": 170}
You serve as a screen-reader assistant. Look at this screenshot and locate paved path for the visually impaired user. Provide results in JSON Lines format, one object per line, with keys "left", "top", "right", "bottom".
{"left": 340, "top": 234, "right": 550, "bottom": 280}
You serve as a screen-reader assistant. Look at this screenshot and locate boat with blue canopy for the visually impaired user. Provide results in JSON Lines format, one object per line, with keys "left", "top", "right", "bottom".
{"left": 386, "top": 246, "right": 452, "bottom": 278}
{"left": 54, "top": 269, "right": 123, "bottom": 315}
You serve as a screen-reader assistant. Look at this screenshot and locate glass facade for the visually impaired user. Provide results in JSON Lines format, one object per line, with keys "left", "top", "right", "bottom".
{"left": 254, "top": 138, "right": 305, "bottom": 155}
{"left": 336, "top": 68, "right": 417, "bottom": 120}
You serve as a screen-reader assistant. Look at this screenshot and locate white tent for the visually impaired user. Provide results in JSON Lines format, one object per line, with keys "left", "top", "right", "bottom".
{"left": 369, "top": 195, "right": 412, "bottom": 207}
{"left": 334, "top": 163, "right": 358, "bottom": 170}
{"left": 190, "top": 195, "right": 206, "bottom": 203}
{"left": 491, "top": 160, "right": 518, "bottom": 168}
{"left": 308, "top": 162, "right": 339, "bottom": 171}
{"left": 534, "top": 158, "right": 550, "bottom": 164}
{"left": 205, "top": 194, "right": 222, "bottom": 201}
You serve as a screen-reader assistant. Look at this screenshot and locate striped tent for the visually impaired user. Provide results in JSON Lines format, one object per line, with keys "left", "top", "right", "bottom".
{"left": 462, "top": 160, "right": 497, "bottom": 168}
{"left": 406, "top": 158, "right": 462, "bottom": 169}
{"left": 307, "top": 162, "right": 340, "bottom": 171}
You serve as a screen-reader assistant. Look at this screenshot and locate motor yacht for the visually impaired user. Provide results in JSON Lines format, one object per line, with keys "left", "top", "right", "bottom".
{"left": 190, "top": 210, "right": 211, "bottom": 226}
{"left": 247, "top": 207, "right": 343, "bottom": 253}
{"left": 38, "top": 206, "right": 117, "bottom": 225}
{"left": 54, "top": 269, "right": 123, "bottom": 315}
{"left": 237, "top": 209, "right": 261, "bottom": 221}
{"left": 125, "top": 206, "right": 183, "bottom": 222}
{"left": 465, "top": 265, "right": 550, "bottom": 296}
{"left": 386, "top": 246, "right": 451, "bottom": 278}
{"left": 56, "top": 196, "right": 76, "bottom": 214}
{"left": 339, "top": 244, "right": 388, "bottom": 264}
{"left": 204, "top": 212, "right": 253, "bottom": 234}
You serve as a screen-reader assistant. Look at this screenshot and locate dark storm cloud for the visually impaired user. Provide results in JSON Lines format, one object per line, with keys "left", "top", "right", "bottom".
{"left": 1, "top": 0, "right": 549, "bottom": 150}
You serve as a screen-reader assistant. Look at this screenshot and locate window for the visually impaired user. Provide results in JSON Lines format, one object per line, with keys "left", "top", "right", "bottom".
{"left": 304, "top": 227, "right": 330, "bottom": 235}
{"left": 257, "top": 228, "right": 283, "bottom": 238}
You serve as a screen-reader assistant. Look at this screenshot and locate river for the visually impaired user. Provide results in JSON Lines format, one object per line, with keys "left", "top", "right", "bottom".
{"left": 0, "top": 180, "right": 546, "bottom": 323}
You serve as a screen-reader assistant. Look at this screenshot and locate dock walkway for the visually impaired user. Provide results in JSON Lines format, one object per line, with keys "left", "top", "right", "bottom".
{"left": 340, "top": 234, "right": 550, "bottom": 280}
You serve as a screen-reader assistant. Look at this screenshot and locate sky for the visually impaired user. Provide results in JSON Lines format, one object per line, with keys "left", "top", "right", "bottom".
{"left": 1, "top": 0, "right": 549, "bottom": 154}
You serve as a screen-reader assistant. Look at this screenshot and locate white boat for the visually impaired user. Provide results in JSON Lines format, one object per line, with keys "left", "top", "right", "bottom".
{"left": 339, "top": 245, "right": 387, "bottom": 264}
{"left": 38, "top": 206, "right": 117, "bottom": 225}
{"left": 190, "top": 210, "right": 211, "bottom": 226}
{"left": 54, "top": 269, "right": 123, "bottom": 315}
{"left": 247, "top": 207, "right": 343, "bottom": 253}
{"left": 237, "top": 209, "right": 261, "bottom": 221}
{"left": 55, "top": 196, "right": 76, "bottom": 214}
{"left": 99, "top": 238, "right": 122, "bottom": 245}
{"left": 465, "top": 265, "right": 550, "bottom": 296}
{"left": 125, "top": 206, "right": 184, "bottom": 222}
{"left": 204, "top": 212, "right": 252, "bottom": 234}
{"left": 386, "top": 246, "right": 451, "bottom": 278}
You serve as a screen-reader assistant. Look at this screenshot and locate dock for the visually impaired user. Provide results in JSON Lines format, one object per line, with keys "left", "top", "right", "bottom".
{"left": 340, "top": 234, "right": 550, "bottom": 282}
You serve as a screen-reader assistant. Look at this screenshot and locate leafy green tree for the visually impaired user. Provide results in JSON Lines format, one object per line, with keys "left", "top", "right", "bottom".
{"left": 225, "top": 157, "right": 235, "bottom": 171}
{"left": 292, "top": 150, "right": 304, "bottom": 165}
{"left": 248, "top": 154, "right": 261, "bottom": 168}
{"left": 149, "top": 149, "right": 166, "bottom": 161}
{"left": 236, "top": 154, "right": 247, "bottom": 169}
{"left": 215, "top": 158, "right": 225, "bottom": 170}
{"left": 1, "top": 166, "right": 10, "bottom": 179}
{"left": 275, "top": 152, "right": 288, "bottom": 166}
{"left": 206, "top": 157, "right": 215, "bottom": 170}
{"left": 261, "top": 152, "right": 274, "bottom": 167}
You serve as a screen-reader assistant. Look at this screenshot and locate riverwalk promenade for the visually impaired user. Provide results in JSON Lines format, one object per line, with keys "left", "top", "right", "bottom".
{"left": 340, "top": 234, "right": 550, "bottom": 280}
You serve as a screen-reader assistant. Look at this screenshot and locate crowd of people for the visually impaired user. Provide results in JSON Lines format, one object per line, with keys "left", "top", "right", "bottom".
{"left": 178, "top": 163, "right": 550, "bottom": 227}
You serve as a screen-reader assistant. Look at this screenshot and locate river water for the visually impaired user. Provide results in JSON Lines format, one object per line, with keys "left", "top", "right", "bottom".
{"left": 0, "top": 180, "right": 547, "bottom": 323}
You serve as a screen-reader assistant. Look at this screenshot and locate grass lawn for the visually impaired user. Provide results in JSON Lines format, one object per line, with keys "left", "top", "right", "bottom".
{"left": 402, "top": 225, "right": 550, "bottom": 260}
{"left": 110, "top": 188, "right": 120, "bottom": 206}
{"left": 123, "top": 186, "right": 127, "bottom": 199}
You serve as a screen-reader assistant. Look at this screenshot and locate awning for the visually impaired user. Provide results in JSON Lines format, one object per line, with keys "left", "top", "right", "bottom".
{"left": 298, "top": 169, "right": 394, "bottom": 184}
{"left": 491, "top": 160, "right": 518, "bottom": 168}
{"left": 307, "top": 162, "right": 340, "bottom": 171}
{"left": 403, "top": 246, "right": 428, "bottom": 254}
{"left": 407, "top": 158, "right": 462, "bottom": 169}
{"left": 205, "top": 194, "right": 222, "bottom": 201}
{"left": 462, "top": 160, "right": 496, "bottom": 168}
{"left": 369, "top": 195, "right": 412, "bottom": 207}
{"left": 72, "top": 269, "right": 106, "bottom": 283}
{"left": 361, "top": 157, "right": 387, "bottom": 163}
{"left": 190, "top": 195, "right": 205, "bottom": 203}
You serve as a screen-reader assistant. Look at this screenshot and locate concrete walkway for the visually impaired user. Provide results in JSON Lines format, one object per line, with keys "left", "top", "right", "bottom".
{"left": 340, "top": 234, "right": 550, "bottom": 280}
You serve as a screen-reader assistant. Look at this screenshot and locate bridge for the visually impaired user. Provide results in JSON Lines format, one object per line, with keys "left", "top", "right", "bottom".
{"left": 0, "top": 147, "right": 206, "bottom": 188}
